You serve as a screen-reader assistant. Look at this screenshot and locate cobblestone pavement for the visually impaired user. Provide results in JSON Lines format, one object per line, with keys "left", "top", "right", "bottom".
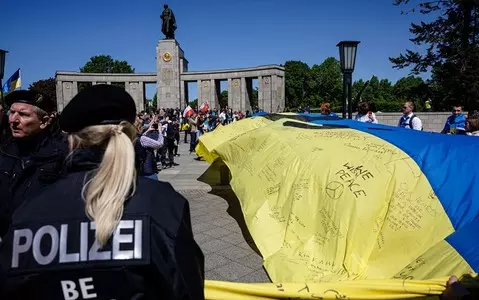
{"left": 158, "top": 139, "right": 270, "bottom": 283}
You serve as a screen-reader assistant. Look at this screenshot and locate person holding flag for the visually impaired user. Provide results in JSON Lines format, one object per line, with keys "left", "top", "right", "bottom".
{"left": 184, "top": 105, "right": 198, "bottom": 153}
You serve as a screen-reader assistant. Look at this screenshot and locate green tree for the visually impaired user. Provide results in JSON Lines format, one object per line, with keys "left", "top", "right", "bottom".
{"left": 250, "top": 87, "right": 258, "bottom": 109}
{"left": 284, "top": 60, "right": 312, "bottom": 108}
{"left": 219, "top": 90, "right": 228, "bottom": 109}
{"left": 393, "top": 76, "right": 425, "bottom": 101}
{"left": 29, "top": 78, "right": 57, "bottom": 108}
{"left": 189, "top": 98, "right": 198, "bottom": 109}
{"left": 80, "top": 55, "right": 135, "bottom": 73}
{"left": 152, "top": 93, "right": 157, "bottom": 109}
{"left": 390, "top": 0, "right": 479, "bottom": 110}
{"left": 310, "top": 57, "right": 342, "bottom": 109}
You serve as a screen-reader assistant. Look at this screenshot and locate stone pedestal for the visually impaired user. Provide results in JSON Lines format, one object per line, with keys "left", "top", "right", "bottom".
{"left": 156, "top": 39, "right": 186, "bottom": 109}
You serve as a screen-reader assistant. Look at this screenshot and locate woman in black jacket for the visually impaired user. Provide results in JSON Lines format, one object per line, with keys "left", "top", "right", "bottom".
{"left": 0, "top": 84, "right": 205, "bottom": 300}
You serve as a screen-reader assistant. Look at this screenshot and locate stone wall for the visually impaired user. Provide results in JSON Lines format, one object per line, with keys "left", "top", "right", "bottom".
{"left": 375, "top": 112, "right": 451, "bottom": 132}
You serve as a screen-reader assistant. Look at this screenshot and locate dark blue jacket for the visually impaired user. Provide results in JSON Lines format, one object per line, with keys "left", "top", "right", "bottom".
{"left": 0, "top": 148, "right": 205, "bottom": 299}
{"left": 134, "top": 133, "right": 158, "bottom": 176}
{"left": 0, "top": 129, "right": 68, "bottom": 237}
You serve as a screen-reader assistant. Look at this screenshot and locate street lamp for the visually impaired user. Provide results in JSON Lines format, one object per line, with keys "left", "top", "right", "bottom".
{"left": 0, "top": 49, "right": 8, "bottom": 107}
{"left": 337, "top": 41, "right": 360, "bottom": 119}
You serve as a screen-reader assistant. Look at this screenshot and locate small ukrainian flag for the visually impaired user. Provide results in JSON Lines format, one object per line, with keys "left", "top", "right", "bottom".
{"left": 2, "top": 68, "right": 21, "bottom": 93}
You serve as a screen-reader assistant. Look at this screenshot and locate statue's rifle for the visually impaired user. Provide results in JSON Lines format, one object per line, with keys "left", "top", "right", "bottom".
{"left": 354, "top": 78, "right": 372, "bottom": 102}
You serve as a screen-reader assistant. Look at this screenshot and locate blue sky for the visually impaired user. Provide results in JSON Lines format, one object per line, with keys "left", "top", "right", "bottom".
{"left": 1, "top": 0, "right": 429, "bottom": 99}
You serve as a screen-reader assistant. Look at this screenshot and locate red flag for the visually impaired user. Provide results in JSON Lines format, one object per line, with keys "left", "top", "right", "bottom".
{"left": 183, "top": 105, "right": 194, "bottom": 118}
{"left": 200, "top": 102, "right": 209, "bottom": 114}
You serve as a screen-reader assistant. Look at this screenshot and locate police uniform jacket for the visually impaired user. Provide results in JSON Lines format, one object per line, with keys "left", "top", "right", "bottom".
{"left": 0, "top": 147, "right": 205, "bottom": 300}
{"left": 0, "top": 128, "right": 68, "bottom": 238}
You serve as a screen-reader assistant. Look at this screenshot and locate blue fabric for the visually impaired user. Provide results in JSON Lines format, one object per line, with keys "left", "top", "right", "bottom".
{"left": 443, "top": 114, "right": 467, "bottom": 133}
{"left": 446, "top": 217, "right": 479, "bottom": 271}
{"left": 304, "top": 118, "right": 479, "bottom": 231}
{"left": 144, "top": 173, "right": 158, "bottom": 181}
{"left": 252, "top": 111, "right": 268, "bottom": 117}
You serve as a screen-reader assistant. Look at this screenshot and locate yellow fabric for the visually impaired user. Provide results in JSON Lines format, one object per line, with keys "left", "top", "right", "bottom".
{"left": 392, "top": 240, "right": 474, "bottom": 280}
{"left": 196, "top": 117, "right": 272, "bottom": 163}
{"left": 205, "top": 279, "right": 446, "bottom": 299}
{"left": 197, "top": 116, "right": 476, "bottom": 299}
{"left": 181, "top": 123, "right": 190, "bottom": 131}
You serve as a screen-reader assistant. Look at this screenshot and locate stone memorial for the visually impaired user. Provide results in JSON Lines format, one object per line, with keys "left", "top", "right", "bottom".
{"left": 55, "top": 5, "right": 285, "bottom": 112}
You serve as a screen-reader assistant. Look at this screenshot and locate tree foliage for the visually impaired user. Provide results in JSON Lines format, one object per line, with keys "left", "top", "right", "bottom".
{"left": 391, "top": 0, "right": 479, "bottom": 109}
{"left": 152, "top": 93, "right": 158, "bottom": 110}
{"left": 250, "top": 87, "right": 258, "bottom": 110}
{"left": 284, "top": 58, "right": 429, "bottom": 112}
{"left": 80, "top": 55, "right": 135, "bottom": 73}
{"left": 29, "top": 78, "right": 57, "bottom": 107}
{"left": 285, "top": 61, "right": 313, "bottom": 109}
{"left": 189, "top": 98, "right": 198, "bottom": 109}
{"left": 219, "top": 90, "right": 228, "bottom": 109}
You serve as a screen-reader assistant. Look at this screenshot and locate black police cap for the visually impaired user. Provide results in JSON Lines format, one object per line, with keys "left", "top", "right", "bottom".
{"left": 5, "top": 90, "right": 55, "bottom": 113}
{"left": 59, "top": 84, "right": 137, "bottom": 133}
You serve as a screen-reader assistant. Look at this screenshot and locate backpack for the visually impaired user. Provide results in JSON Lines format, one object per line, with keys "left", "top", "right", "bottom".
{"left": 408, "top": 115, "right": 423, "bottom": 131}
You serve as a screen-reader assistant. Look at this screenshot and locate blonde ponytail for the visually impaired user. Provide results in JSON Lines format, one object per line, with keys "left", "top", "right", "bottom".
{"left": 68, "top": 121, "right": 137, "bottom": 247}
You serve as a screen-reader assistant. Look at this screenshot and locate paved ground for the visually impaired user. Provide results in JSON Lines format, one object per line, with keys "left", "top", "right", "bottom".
{"left": 158, "top": 139, "right": 271, "bottom": 283}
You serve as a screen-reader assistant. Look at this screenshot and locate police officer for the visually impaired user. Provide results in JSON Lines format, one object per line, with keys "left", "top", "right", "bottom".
{"left": 0, "top": 90, "right": 67, "bottom": 237}
{"left": 0, "top": 84, "right": 205, "bottom": 300}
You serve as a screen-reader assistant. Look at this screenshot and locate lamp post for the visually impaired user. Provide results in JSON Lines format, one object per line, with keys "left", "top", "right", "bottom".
{"left": 0, "top": 49, "right": 8, "bottom": 108}
{"left": 337, "top": 41, "right": 359, "bottom": 119}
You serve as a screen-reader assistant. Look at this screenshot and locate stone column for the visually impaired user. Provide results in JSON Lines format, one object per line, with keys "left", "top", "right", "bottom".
{"left": 227, "top": 78, "right": 233, "bottom": 109}
{"left": 196, "top": 80, "right": 202, "bottom": 109}
{"left": 72, "top": 81, "right": 78, "bottom": 97}
{"left": 56, "top": 80, "right": 63, "bottom": 112}
{"left": 180, "top": 79, "right": 186, "bottom": 109}
{"left": 230, "top": 78, "right": 241, "bottom": 111}
{"left": 262, "top": 76, "right": 272, "bottom": 112}
{"left": 157, "top": 39, "right": 184, "bottom": 109}
{"left": 277, "top": 76, "right": 285, "bottom": 112}
{"left": 271, "top": 75, "right": 278, "bottom": 112}
{"left": 210, "top": 79, "right": 218, "bottom": 109}
{"left": 258, "top": 76, "right": 263, "bottom": 110}
{"left": 240, "top": 77, "right": 247, "bottom": 112}
{"left": 62, "top": 82, "right": 74, "bottom": 109}
{"left": 138, "top": 82, "right": 145, "bottom": 112}
{"left": 202, "top": 80, "right": 210, "bottom": 107}
{"left": 127, "top": 82, "right": 142, "bottom": 112}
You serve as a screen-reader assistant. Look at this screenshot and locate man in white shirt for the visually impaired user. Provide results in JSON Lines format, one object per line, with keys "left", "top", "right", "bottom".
{"left": 398, "top": 101, "right": 423, "bottom": 130}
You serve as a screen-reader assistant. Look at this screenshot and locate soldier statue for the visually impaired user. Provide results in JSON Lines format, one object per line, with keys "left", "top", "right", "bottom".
{"left": 161, "top": 4, "right": 177, "bottom": 39}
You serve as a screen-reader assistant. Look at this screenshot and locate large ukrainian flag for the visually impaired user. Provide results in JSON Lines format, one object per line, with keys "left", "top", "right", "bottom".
{"left": 2, "top": 68, "right": 21, "bottom": 93}
{"left": 197, "top": 113, "right": 479, "bottom": 299}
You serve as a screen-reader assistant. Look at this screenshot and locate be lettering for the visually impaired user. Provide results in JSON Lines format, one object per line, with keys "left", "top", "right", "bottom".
{"left": 61, "top": 277, "right": 97, "bottom": 300}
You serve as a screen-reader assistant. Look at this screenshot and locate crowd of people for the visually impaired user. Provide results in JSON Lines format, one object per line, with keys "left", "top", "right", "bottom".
{"left": 300, "top": 101, "right": 479, "bottom": 135}
{"left": 0, "top": 86, "right": 474, "bottom": 299}
{"left": 135, "top": 106, "right": 257, "bottom": 169}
